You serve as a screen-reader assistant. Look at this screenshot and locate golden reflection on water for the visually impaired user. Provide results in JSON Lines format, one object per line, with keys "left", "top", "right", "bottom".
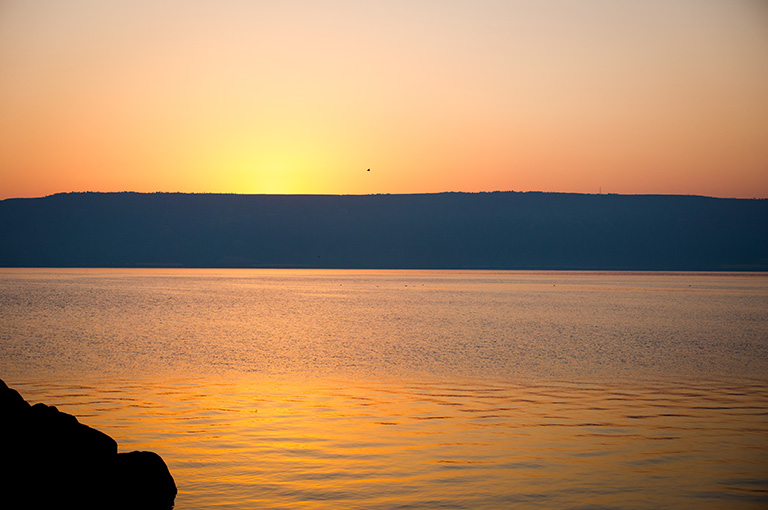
{"left": 3, "top": 270, "right": 767, "bottom": 508}
{"left": 13, "top": 374, "right": 768, "bottom": 510}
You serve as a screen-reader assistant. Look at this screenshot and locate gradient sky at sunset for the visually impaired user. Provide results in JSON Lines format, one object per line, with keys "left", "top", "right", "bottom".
{"left": 1, "top": 0, "right": 767, "bottom": 199}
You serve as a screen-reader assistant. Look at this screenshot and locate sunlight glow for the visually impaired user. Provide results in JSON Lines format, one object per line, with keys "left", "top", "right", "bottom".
{"left": 1, "top": 0, "right": 767, "bottom": 199}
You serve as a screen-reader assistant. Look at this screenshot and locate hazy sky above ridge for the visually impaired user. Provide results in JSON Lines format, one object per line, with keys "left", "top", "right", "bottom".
{"left": 1, "top": 0, "right": 767, "bottom": 199}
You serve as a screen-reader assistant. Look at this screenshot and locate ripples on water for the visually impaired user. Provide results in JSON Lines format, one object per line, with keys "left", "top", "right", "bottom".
{"left": 1, "top": 270, "right": 767, "bottom": 509}
{"left": 11, "top": 376, "right": 768, "bottom": 510}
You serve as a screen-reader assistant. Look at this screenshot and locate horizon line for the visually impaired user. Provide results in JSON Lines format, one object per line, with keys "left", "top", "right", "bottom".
{"left": 3, "top": 189, "right": 766, "bottom": 202}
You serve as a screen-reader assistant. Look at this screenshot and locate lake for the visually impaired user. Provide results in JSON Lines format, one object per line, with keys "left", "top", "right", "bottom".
{"left": 1, "top": 269, "right": 767, "bottom": 509}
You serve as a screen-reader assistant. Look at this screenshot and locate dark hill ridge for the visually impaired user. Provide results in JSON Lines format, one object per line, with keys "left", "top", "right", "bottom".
{"left": 1, "top": 191, "right": 766, "bottom": 270}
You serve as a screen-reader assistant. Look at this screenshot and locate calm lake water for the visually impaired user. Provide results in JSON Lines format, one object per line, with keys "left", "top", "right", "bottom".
{"left": 1, "top": 269, "right": 767, "bottom": 509}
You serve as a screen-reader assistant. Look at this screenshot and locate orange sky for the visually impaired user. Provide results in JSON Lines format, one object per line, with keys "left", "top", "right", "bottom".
{"left": 1, "top": 0, "right": 767, "bottom": 199}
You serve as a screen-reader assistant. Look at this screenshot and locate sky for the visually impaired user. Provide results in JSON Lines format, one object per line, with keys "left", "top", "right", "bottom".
{"left": 1, "top": 0, "right": 767, "bottom": 200}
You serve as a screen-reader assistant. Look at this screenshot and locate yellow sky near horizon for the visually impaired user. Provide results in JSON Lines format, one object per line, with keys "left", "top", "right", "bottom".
{"left": 1, "top": 0, "right": 767, "bottom": 199}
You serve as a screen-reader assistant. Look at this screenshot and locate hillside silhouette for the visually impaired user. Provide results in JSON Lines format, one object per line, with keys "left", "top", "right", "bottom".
{"left": 1, "top": 191, "right": 766, "bottom": 270}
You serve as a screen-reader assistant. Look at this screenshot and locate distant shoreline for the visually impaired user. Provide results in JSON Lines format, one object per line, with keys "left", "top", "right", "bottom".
{"left": 2, "top": 191, "right": 766, "bottom": 271}
{"left": 4, "top": 189, "right": 768, "bottom": 202}
{"left": 6, "top": 266, "right": 768, "bottom": 273}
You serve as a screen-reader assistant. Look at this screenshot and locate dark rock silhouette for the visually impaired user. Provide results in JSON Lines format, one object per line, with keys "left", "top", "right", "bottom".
{"left": 110, "top": 451, "right": 178, "bottom": 509}
{"left": 0, "top": 378, "right": 177, "bottom": 510}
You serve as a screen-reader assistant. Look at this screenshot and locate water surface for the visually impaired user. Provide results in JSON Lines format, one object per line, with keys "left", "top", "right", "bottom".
{"left": 1, "top": 269, "right": 767, "bottom": 508}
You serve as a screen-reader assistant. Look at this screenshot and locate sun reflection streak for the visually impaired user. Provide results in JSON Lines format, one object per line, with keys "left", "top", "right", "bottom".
{"left": 12, "top": 374, "right": 768, "bottom": 509}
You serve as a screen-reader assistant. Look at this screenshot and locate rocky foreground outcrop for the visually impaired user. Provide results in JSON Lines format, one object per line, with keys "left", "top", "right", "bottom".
{"left": 0, "top": 378, "right": 177, "bottom": 509}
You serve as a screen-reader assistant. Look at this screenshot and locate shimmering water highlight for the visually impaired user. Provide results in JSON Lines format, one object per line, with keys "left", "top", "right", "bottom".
{"left": 1, "top": 270, "right": 767, "bottom": 509}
